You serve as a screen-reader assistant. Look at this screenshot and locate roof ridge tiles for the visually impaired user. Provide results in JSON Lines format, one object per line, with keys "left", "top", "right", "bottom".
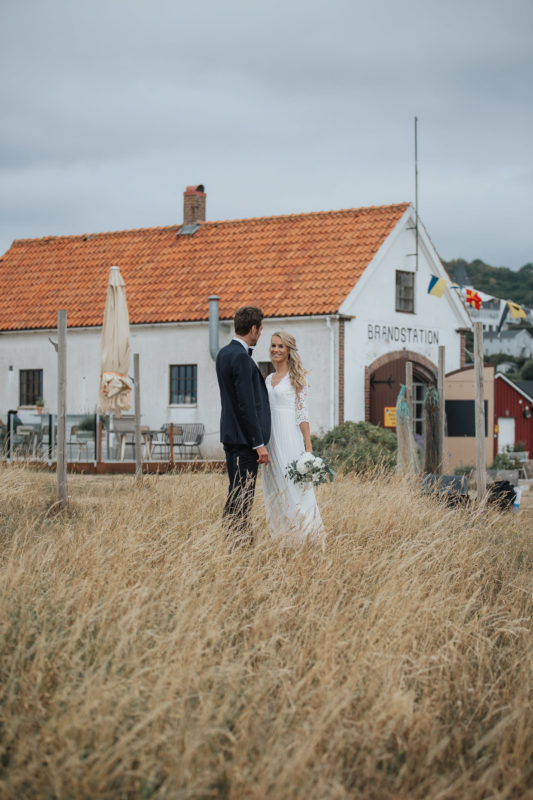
{"left": 206, "top": 202, "right": 409, "bottom": 227}
{"left": 11, "top": 223, "right": 180, "bottom": 246}
{"left": 10, "top": 202, "right": 410, "bottom": 245}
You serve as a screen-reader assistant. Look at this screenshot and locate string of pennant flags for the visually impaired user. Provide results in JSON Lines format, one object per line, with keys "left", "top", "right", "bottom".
{"left": 427, "top": 275, "right": 528, "bottom": 332}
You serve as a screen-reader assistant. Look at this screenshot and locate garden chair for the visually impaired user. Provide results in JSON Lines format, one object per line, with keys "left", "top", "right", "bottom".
{"left": 181, "top": 423, "right": 205, "bottom": 459}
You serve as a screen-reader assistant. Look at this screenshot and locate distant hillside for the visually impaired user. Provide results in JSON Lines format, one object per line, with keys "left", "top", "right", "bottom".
{"left": 442, "top": 258, "right": 533, "bottom": 307}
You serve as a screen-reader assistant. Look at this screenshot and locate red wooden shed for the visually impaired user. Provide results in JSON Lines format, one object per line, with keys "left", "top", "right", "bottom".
{"left": 494, "top": 374, "right": 533, "bottom": 458}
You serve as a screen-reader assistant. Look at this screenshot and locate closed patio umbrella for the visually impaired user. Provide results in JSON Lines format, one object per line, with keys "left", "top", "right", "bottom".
{"left": 98, "top": 266, "right": 132, "bottom": 417}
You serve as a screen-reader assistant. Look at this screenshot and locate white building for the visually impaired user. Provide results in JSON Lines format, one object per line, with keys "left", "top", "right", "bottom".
{"left": 0, "top": 186, "right": 471, "bottom": 458}
{"left": 484, "top": 329, "right": 533, "bottom": 360}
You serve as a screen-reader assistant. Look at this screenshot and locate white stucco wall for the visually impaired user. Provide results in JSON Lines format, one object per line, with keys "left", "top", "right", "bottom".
{"left": 340, "top": 209, "right": 471, "bottom": 421}
{"left": 0, "top": 317, "right": 334, "bottom": 458}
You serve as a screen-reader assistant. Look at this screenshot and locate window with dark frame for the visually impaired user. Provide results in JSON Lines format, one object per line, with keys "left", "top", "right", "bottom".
{"left": 169, "top": 364, "right": 197, "bottom": 405}
{"left": 19, "top": 369, "right": 43, "bottom": 406}
{"left": 413, "top": 382, "right": 426, "bottom": 437}
{"left": 395, "top": 270, "right": 415, "bottom": 313}
{"left": 258, "top": 361, "right": 275, "bottom": 380}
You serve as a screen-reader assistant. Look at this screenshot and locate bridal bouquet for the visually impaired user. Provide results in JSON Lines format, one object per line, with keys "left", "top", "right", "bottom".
{"left": 286, "top": 452, "right": 335, "bottom": 486}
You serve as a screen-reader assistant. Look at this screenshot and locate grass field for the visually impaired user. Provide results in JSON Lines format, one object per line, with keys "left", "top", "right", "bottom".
{"left": 1, "top": 466, "right": 532, "bottom": 799}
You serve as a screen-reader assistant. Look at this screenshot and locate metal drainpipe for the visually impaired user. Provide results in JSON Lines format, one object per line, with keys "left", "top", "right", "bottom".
{"left": 208, "top": 295, "right": 220, "bottom": 360}
{"left": 326, "top": 316, "right": 335, "bottom": 429}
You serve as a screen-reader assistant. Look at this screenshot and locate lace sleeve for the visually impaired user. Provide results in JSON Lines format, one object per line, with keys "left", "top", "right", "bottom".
{"left": 295, "top": 383, "right": 309, "bottom": 425}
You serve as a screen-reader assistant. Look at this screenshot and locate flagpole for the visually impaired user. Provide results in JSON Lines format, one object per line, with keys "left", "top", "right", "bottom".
{"left": 414, "top": 116, "right": 419, "bottom": 272}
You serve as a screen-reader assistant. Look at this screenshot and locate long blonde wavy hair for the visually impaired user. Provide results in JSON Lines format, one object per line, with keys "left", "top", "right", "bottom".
{"left": 271, "top": 330, "right": 308, "bottom": 391}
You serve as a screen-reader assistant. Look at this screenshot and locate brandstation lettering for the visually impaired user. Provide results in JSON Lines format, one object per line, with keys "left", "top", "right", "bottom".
{"left": 367, "top": 323, "right": 439, "bottom": 345}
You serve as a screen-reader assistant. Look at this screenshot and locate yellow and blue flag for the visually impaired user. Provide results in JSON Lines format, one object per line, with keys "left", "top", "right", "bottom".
{"left": 427, "top": 275, "right": 447, "bottom": 297}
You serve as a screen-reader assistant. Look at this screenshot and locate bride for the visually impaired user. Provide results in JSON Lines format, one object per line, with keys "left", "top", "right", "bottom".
{"left": 261, "top": 331, "right": 326, "bottom": 545}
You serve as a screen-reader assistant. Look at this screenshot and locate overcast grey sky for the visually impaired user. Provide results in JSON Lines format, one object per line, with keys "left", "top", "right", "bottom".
{"left": 1, "top": 0, "right": 531, "bottom": 268}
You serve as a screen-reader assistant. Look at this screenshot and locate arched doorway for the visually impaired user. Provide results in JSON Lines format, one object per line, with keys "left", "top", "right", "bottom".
{"left": 367, "top": 351, "right": 437, "bottom": 436}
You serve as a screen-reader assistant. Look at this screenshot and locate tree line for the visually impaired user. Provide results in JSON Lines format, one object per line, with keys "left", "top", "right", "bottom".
{"left": 443, "top": 258, "right": 533, "bottom": 308}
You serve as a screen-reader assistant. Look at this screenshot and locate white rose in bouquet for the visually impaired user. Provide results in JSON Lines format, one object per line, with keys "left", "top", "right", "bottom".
{"left": 296, "top": 452, "right": 314, "bottom": 475}
{"left": 296, "top": 457, "right": 308, "bottom": 474}
{"left": 286, "top": 451, "right": 335, "bottom": 486}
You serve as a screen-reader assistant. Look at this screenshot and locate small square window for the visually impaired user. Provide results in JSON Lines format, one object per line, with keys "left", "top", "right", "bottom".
{"left": 19, "top": 369, "right": 43, "bottom": 406}
{"left": 169, "top": 365, "right": 197, "bottom": 404}
{"left": 396, "top": 270, "right": 415, "bottom": 313}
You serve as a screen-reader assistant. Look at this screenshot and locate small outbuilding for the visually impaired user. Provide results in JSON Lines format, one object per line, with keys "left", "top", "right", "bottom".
{"left": 444, "top": 365, "right": 495, "bottom": 471}
{"left": 494, "top": 374, "right": 533, "bottom": 458}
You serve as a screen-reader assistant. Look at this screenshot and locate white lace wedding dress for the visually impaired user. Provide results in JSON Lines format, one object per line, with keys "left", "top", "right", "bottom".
{"left": 262, "top": 374, "right": 325, "bottom": 544}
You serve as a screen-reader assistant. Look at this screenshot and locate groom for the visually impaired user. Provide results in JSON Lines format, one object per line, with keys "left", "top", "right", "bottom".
{"left": 216, "top": 306, "right": 271, "bottom": 545}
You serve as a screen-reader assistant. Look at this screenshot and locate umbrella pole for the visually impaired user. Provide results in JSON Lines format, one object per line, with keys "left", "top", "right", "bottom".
{"left": 134, "top": 353, "right": 142, "bottom": 479}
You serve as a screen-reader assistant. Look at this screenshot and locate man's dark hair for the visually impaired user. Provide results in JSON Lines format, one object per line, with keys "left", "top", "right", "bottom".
{"left": 234, "top": 306, "right": 264, "bottom": 335}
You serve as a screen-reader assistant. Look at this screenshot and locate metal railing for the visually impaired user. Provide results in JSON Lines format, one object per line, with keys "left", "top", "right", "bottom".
{"left": 0, "top": 412, "right": 205, "bottom": 463}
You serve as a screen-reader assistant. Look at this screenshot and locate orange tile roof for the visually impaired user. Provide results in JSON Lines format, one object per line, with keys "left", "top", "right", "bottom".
{"left": 0, "top": 203, "right": 409, "bottom": 331}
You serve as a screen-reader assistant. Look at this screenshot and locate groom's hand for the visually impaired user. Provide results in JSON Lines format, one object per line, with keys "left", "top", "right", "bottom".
{"left": 256, "top": 445, "right": 269, "bottom": 465}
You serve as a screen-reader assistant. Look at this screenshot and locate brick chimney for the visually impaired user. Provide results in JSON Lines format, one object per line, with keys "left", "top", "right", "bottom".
{"left": 183, "top": 184, "right": 206, "bottom": 225}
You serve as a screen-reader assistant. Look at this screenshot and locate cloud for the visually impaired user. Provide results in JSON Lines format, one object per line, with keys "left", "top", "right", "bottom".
{"left": 0, "top": 0, "right": 532, "bottom": 267}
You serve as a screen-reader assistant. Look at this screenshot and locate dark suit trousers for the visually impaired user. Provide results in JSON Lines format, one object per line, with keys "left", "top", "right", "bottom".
{"left": 223, "top": 444, "right": 258, "bottom": 544}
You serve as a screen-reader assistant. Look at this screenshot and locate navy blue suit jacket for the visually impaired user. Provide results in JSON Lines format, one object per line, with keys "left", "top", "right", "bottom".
{"left": 216, "top": 340, "right": 271, "bottom": 448}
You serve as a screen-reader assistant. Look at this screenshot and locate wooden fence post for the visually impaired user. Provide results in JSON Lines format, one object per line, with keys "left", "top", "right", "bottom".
{"left": 474, "top": 322, "right": 486, "bottom": 498}
{"left": 97, "top": 418, "right": 103, "bottom": 466}
{"left": 57, "top": 310, "right": 68, "bottom": 508}
{"left": 134, "top": 353, "right": 142, "bottom": 480}
{"left": 405, "top": 361, "right": 414, "bottom": 431}
{"left": 169, "top": 422, "right": 174, "bottom": 468}
{"left": 438, "top": 345, "right": 445, "bottom": 472}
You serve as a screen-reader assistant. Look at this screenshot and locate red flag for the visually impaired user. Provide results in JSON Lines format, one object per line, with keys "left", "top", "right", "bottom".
{"left": 466, "top": 289, "right": 482, "bottom": 310}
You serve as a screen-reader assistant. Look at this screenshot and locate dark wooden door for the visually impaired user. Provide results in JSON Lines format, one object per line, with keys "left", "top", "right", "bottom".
{"left": 370, "top": 358, "right": 407, "bottom": 428}
{"left": 369, "top": 357, "right": 435, "bottom": 429}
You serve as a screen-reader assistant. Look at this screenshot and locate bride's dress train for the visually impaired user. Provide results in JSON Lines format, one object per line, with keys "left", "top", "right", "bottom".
{"left": 262, "top": 374, "right": 325, "bottom": 545}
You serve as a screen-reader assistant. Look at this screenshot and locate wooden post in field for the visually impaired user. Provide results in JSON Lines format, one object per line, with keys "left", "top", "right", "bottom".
{"left": 57, "top": 310, "right": 67, "bottom": 508}
{"left": 134, "top": 353, "right": 142, "bottom": 480}
{"left": 474, "top": 322, "right": 486, "bottom": 498}
{"left": 438, "top": 346, "right": 445, "bottom": 472}
{"left": 169, "top": 422, "right": 175, "bottom": 468}
{"left": 405, "top": 361, "right": 414, "bottom": 430}
{"left": 97, "top": 418, "right": 103, "bottom": 465}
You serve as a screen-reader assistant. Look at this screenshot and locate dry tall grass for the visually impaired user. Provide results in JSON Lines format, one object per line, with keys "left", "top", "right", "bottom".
{"left": 1, "top": 465, "right": 532, "bottom": 799}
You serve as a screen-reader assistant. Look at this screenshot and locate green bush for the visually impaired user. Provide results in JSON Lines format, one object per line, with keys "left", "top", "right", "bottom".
{"left": 520, "top": 359, "right": 533, "bottom": 380}
{"left": 77, "top": 414, "right": 110, "bottom": 431}
{"left": 490, "top": 451, "right": 524, "bottom": 470}
{"left": 311, "top": 421, "right": 397, "bottom": 474}
{"left": 453, "top": 464, "right": 475, "bottom": 477}
{"left": 77, "top": 414, "right": 97, "bottom": 432}
{"left": 490, "top": 453, "right": 515, "bottom": 470}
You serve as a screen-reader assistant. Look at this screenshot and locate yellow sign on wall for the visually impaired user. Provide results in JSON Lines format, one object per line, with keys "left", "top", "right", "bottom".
{"left": 384, "top": 406, "right": 396, "bottom": 428}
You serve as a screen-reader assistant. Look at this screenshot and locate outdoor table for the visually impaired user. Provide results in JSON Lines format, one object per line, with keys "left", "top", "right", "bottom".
{"left": 15, "top": 426, "right": 41, "bottom": 458}
{"left": 138, "top": 429, "right": 164, "bottom": 460}
{"left": 117, "top": 428, "right": 159, "bottom": 461}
